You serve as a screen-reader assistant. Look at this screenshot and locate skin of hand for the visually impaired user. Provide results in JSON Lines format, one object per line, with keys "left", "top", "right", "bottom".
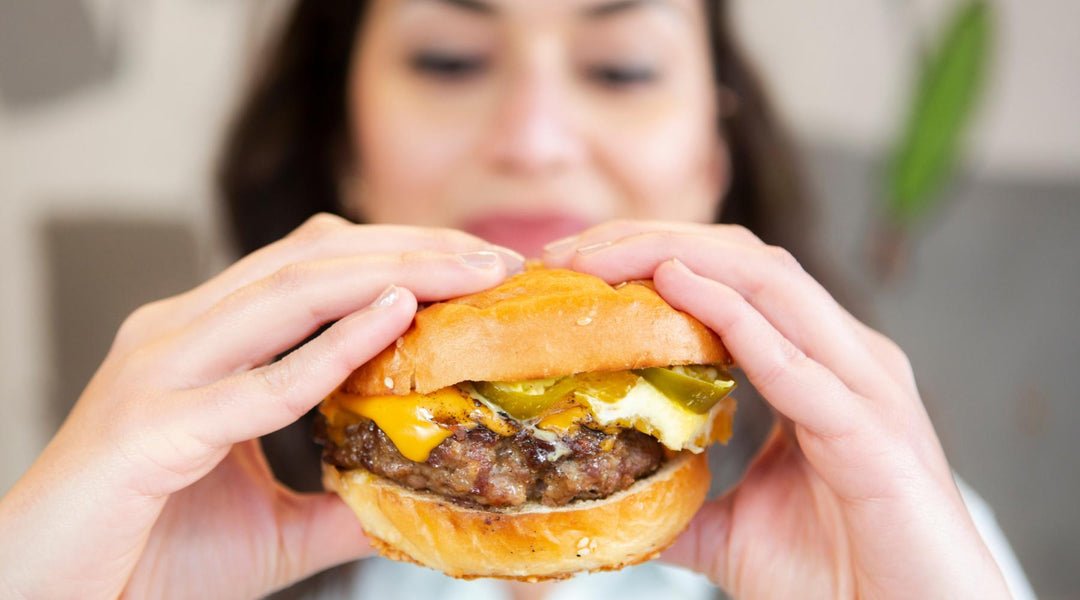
{"left": 544, "top": 221, "right": 1012, "bottom": 600}
{"left": 0, "top": 214, "right": 524, "bottom": 600}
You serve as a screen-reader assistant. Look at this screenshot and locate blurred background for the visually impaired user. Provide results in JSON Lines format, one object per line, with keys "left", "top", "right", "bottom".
{"left": 1, "top": 0, "right": 1077, "bottom": 598}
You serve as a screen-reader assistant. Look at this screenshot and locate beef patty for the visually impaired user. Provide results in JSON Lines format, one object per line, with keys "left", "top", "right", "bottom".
{"left": 315, "top": 414, "right": 665, "bottom": 508}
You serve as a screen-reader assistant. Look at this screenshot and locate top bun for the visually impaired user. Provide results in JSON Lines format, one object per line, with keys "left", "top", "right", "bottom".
{"left": 344, "top": 267, "right": 730, "bottom": 396}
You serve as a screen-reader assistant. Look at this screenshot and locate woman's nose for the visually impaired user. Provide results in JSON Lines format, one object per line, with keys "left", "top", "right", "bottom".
{"left": 483, "top": 59, "right": 587, "bottom": 177}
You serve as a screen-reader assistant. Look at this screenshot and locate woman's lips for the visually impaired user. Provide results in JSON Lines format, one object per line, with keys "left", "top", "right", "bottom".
{"left": 460, "top": 212, "right": 595, "bottom": 258}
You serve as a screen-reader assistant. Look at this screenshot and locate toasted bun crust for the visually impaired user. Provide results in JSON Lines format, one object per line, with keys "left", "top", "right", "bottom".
{"left": 345, "top": 268, "right": 730, "bottom": 396}
{"left": 323, "top": 451, "right": 709, "bottom": 580}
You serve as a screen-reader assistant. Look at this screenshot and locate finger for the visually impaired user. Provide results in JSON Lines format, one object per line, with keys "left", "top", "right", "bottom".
{"left": 544, "top": 222, "right": 917, "bottom": 395}
{"left": 126, "top": 216, "right": 521, "bottom": 346}
{"left": 165, "top": 250, "right": 511, "bottom": 385}
{"left": 661, "top": 429, "right": 808, "bottom": 591}
{"left": 661, "top": 490, "right": 733, "bottom": 588}
{"left": 271, "top": 491, "right": 373, "bottom": 589}
{"left": 542, "top": 220, "right": 762, "bottom": 268}
{"left": 206, "top": 219, "right": 520, "bottom": 306}
{"left": 186, "top": 285, "right": 417, "bottom": 447}
{"left": 848, "top": 319, "right": 919, "bottom": 394}
{"left": 653, "top": 259, "right": 865, "bottom": 438}
{"left": 567, "top": 232, "right": 897, "bottom": 400}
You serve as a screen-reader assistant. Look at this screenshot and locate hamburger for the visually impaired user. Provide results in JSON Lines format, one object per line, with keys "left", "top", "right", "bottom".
{"left": 315, "top": 267, "right": 736, "bottom": 580}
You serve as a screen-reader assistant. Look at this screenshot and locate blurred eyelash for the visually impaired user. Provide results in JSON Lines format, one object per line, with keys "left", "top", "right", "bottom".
{"left": 410, "top": 51, "right": 488, "bottom": 78}
{"left": 586, "top": 65, "right": 657, "bottom": 88}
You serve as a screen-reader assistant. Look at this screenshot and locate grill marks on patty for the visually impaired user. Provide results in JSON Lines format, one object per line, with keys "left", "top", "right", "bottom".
{"left": 316, "top": 414, "right": 665, "bottom": 508}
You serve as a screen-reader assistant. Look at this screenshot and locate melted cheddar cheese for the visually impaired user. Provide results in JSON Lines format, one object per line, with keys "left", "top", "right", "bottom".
{"left": 321, "top": 386, "right": 515, "bottom": 462}
{"left": 321, "top": 369, "right": 736, "bottom": 464}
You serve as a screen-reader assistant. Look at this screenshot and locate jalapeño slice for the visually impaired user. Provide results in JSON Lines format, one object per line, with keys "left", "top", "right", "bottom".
{"left": 571, "top": 371, "right": 640, "bottom": 403}
{"left": 472, "top": 378, "right": 575, "bottom": 420}
{"left": 634, "top": 366, "right": 736, "bottom": 414}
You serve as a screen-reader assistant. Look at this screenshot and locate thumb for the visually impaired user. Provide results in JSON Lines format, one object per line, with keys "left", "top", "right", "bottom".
{"left": 271, "top": 490, "right": 374, "bottom": 589}
{"left": 660, "top": 493, "right": 734, "bottom": 588}
{"left": 660, "top": 426, "right": 796, "bottom": 590}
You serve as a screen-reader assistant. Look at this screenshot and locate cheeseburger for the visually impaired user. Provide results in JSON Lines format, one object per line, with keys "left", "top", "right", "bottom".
{"left": 315, "top": 267, "right": 736, "bottom": 580}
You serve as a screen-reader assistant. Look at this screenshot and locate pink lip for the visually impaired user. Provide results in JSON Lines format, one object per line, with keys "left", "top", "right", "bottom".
{"left": 460, "top": 211, "right": 595, "bottom": 258}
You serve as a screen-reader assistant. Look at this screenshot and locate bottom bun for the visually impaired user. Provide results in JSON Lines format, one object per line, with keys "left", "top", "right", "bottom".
{"left": 323, "top": 451, "right": 709, "bottom": 581}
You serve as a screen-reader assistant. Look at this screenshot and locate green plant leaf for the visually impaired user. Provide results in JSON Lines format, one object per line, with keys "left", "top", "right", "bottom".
{"left": 886, "top": 0, "right": 992, "bottom": 225}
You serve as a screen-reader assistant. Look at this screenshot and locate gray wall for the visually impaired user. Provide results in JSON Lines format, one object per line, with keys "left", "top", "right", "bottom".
{"left": 808, "top": 144, "right": 1080, "bottom": 599}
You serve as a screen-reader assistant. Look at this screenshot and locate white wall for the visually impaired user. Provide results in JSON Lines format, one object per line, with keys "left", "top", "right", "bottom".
{"left": 0, "top": 0, "right": 266, "bottom": 490}
{"left": 734, "top": 0, "right": 1080, "bottom": 179}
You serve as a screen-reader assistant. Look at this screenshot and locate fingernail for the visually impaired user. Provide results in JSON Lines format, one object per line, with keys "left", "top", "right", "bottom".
{"left": 543, "top": 235, "right": 579, "bottom": 255}
{"left": 576, "top": 241, "right": 612, "bottom": 255}
{"left": 669, "top": 258, "right": 697, "bottom": 276}
{"left": 457, "top": 250, "right": 500, "bottom": 269}
{"left": 373, "top": 285, "right": 400, "bottom": 307}
{"left": 489, "top": 248, "right": 526, "bottom": 275}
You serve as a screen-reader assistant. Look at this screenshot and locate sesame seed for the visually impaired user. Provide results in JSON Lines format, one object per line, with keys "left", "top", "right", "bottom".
{"left": 384, "top": 377, "right": 394, "bottom": 389}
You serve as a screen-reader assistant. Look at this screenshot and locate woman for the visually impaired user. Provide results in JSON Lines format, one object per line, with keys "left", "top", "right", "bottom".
{"left": 0, "top": 1, "right": 1020, "bottom": 598}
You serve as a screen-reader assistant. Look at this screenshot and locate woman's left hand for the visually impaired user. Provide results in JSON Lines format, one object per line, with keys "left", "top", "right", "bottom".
{"left": 0, "top": 217, "right": 521, "bottom": 600}
{"left": 544, "top": 221, "right": 1010, "bottom": 599}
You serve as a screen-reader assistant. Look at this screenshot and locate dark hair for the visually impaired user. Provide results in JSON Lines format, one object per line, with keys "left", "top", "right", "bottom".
{"left": 218, "top": 0, "right": 816, "bottom": 266}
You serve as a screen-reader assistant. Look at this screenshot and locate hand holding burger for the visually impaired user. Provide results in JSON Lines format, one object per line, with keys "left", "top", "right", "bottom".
{"left": 0, "top": 216, "right": 526, "bottom": 599}
{"left": 543, "top": 221, "right": 1013, "bottom": 599}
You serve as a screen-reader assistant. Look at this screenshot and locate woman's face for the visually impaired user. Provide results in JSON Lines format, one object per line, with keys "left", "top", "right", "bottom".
{"left": 348, "top": 0, "right": 726, "bottom": 257}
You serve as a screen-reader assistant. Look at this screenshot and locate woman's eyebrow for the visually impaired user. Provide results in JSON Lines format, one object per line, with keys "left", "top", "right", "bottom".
{"left": 581, "top": 0, "right": 678, "bottom": 20}
{"left": 409, "top": 0, "right": 680, "bottom": 20}
{"left": 415, "top": 0, "right": 496, "bottom": 16}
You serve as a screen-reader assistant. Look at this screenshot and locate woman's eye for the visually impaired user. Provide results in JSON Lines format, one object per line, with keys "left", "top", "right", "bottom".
{"left": 409, "top": 51, "right": 488, "bottom": 79}
{"left": 586, "top": 64, "right": 658, "bottom": 88}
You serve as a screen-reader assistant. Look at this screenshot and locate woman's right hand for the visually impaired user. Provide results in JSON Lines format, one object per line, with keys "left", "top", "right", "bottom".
{"left": 545, "top": 221, "right": 1011, "bottom": 600}
{"left": 0, "top": 214, "right": 524, "bottom": 600}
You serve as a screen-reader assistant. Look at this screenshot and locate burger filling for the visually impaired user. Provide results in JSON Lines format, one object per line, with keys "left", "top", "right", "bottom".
{"left": 316, "top": 417, "right": 664, "bottom": 507}
{"left": 316, "top": 365, "right": 735, "bottom": 508}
